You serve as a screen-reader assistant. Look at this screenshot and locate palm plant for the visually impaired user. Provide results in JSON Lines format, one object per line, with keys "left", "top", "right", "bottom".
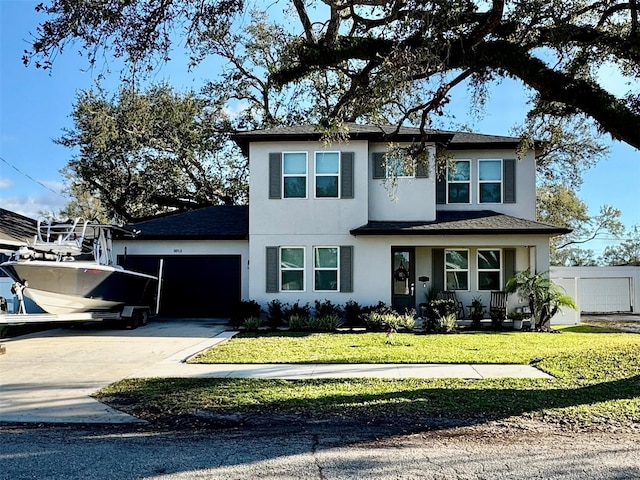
{"left": 505, "top": 270, "right": 577, "bottom": 331}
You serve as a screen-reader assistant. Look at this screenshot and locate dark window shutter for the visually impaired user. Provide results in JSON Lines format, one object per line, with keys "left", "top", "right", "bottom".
{"left": 339, "top": 245, "right": 353, "bottom": 292}
{"left": 341, "top": 152, "right": 354, "bottom": 199}
{"left": 266, "top": 246, "right": 279, "bottom": 293}
{"left": 269, "top": 153, "right": 282, "bottom": 199}
{"left": 436, "top": 176, "right": 446, "bottom": 204}
{"left": 415, "top": 158, "right": 429, "bottom": 178}
{"left": 372, "top": 152, "right": 386, "bottom": 179}
{"left": 432, "top": 248, "right": 445, "bottom": 292}
{"left": 503, "top": 248, "right": 516, "bottom": 288}
{"left": 503, "top": 159, "right": 516, "bottom": 203}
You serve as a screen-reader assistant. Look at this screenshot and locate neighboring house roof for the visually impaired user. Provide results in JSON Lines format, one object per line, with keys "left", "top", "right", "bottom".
{"left": 350, "top": 210, "right": 571, "bottom": 236}
{"left": 0, "top": 208, "right": 37, "bottom": 249}
{"left": 231, "top": 122, "right": 523, "bottom": 155}
{"left": 127, "top": 205, "right": 249, "bottom": 240}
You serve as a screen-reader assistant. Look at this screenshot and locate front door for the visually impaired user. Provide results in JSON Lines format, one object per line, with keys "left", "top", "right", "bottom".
{"left": 391, "top": 247, "right": 415, "bottom": 313}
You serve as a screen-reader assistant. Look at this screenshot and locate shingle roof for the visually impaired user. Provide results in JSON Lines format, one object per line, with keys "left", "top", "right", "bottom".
{"left": 231, "top": 123, "right": 522, "bottom": 155}
{"left": 0, "top": 208, "right": 37, "bottom": 248}
{"left": 350, "top": 210, "right": 571, "bottom": 236}
{"left": 127, "top": 206, "right": 249, "bottom": 240}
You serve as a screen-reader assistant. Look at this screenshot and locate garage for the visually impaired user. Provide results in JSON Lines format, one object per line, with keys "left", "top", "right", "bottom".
{"left": 551, "top": 266, "right": 639, "bottom": 315}
{"left": 121, "top": 255, "right": 241, "bottom": 318}
{"left": 112, "top": 206, "right": 249, "bottom": 319}
{"left": 579, "top": 277, "right": 632, "bottom": 313}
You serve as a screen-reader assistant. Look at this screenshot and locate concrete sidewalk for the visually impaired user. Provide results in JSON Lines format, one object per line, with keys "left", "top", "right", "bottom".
{"left": 1, "top": 323, "right": 551, "bottom": 424}
{"left": 133, "top": 361, "right": 552, "bottom": 380}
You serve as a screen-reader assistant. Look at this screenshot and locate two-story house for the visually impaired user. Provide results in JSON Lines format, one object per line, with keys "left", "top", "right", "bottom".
{"left": 231, "top": 123, "right": 569, "bottom": 314}
{"left": 115, "top": 123, "right": 569, "bottom": 318}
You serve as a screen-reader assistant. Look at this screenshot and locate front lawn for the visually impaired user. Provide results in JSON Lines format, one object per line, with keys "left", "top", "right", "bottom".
{"left": 95, "top": 326, "right": 640, "bottom": 429}
{"left": 189, "top": 326, "right": 637, "bottom": 366}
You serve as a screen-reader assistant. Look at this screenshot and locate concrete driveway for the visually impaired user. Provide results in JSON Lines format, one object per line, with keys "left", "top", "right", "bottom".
{"left": 0, "top": 319, "right": 231, "bottom": 423}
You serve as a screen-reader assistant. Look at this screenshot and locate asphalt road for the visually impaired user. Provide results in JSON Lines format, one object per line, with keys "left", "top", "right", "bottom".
{"left": 1, "top": 422, "right": 639, "bottom": 480}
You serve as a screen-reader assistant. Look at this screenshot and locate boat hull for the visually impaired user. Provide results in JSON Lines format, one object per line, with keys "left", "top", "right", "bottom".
{"left": 0, "top": 260, "right": 157, "bottom": 315}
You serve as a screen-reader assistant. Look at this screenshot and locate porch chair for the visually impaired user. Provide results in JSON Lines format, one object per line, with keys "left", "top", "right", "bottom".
{"left": 489, "top": 291, "right": 508, "bottom": 322}
{"left": 440, "top": 291, "right": 464, "bottom": 319}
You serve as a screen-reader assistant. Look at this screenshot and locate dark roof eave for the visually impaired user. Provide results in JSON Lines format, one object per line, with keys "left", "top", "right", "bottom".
{"left": 125, "top": 234, "right": 249, "bottom": 241}
{"left": 350, "top": 227, "right": 572, "bottom": 236}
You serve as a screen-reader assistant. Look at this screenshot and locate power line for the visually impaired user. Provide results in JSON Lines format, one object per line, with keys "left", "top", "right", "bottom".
{"left": 0, "top": 156, "right": 67, "bottom": 199}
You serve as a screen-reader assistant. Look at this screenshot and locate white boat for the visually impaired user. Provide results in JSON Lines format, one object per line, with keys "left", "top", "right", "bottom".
{"left": 0, "top": 218, "right": 157, "bottom": 315}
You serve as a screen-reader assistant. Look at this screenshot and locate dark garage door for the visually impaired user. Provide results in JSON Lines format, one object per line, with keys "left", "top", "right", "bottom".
{"left": 119, "top": 255, "right": 241, "bottom": 318}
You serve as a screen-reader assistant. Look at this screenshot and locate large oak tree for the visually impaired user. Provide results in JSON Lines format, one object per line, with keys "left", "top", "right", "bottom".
{"left": 25, "top": 0, "right": 640, "bottom": 149}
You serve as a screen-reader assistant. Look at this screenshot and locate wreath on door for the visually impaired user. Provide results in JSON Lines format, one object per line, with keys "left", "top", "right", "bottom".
{"left": 394, "top": 260, "right": 409, "bottom": 282}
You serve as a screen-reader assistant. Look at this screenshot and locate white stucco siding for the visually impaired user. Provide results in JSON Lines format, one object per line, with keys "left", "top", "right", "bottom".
{"left": 248, "top": 141, "right": 369, "bottom": 236}
{"left": 368, "top": 142, "right": 437, "bottom": 222}
{"left": 249, "top": 233, "right": 550, "bottom": 312}
{"left": 436, "top": 149, "right": 537, "bottom": 220}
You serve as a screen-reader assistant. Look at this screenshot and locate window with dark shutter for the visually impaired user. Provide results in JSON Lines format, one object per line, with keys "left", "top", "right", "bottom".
{"left": 339, "top": 245, "right": 354, "bottom": 292}
{"left": 503, "top": 159, "right": 516, "bottom": 203}
{"left": 341, "top": 152, "right": 354, "bottom": 198}
{"left": 372, "top": 152, "right": 386, "bottom": 179}
{"left": 265, "top": 246, "right": 279, "bottom": 292}
{"left": 269, "top": 153, "right": 282, "bottom": 199}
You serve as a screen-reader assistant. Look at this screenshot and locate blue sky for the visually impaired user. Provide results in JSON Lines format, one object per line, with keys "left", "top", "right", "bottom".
{"left": 1, "top": 0, "right": 638, "bottom": 256}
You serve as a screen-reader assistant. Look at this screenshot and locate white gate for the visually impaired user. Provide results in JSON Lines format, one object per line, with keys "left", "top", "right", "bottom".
{"left": 579, "top": 278, "right": 632, "bottom": 313}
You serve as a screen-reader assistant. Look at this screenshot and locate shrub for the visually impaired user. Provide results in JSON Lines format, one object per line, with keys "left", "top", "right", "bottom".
{"left": 343, "top": 300, "right": 364, "bottom": 327}
{"left": 266, "top": 299, "right": 288, "bottom": 329}
{"left": 363, "top": 311, "right": 388, "bottom": 331}
{"left": 309, "top": 314, "right": 343, "bottom": 331}
{"left": 397, "top": 309, "right": 416, "bottom": 331}
{"left": 314, "top": 299, "right": 342, "bottom": 318}
{"left": 241, "top": 317, "right": 262, "bottom": 331}
{"left": 230, "top": 300, "right": 261, "bottom": 328}
{"left": 288, "top": 314, "right": 310, "bottom": 331}
{"left": 286, "top": 301, "right": 310, "bottom": 325}
{"left": 434, "top": 313, "right": 457, "bottom": 333}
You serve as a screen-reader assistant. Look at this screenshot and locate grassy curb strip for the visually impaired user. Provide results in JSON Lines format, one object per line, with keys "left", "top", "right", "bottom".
{"left": 95, "top": 326, "right": 640, "bottom": 429}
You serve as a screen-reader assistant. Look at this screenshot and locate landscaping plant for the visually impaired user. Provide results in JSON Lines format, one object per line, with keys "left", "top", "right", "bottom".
{"left": 506, "top": 270, "right": 577, "bottom": 331}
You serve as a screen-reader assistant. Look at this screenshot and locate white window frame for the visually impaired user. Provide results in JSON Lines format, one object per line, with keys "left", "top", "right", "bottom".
{"left": 478, "top": 159, "right": 503, "bottom": 204}
{"left": 445, "top": 249, "right": 470, "bottom": 291}
{"left": 314, "top": 151, "right": 341, "bottom": 199}
{"left": 477, "top": 249, "right": 502, "bottom": 291}
{"left": 447, "top": 159, "right": 471, "bottom": 204}
{"left": 385, "top": 154, "right": 415, "bottom": 179}
{"left": 313, "top": 246, "right": 340, "bottom": 292}
{"left": 282, "top": 151, "right": 308, "bottom": 199}
{"left": 280, "top": 246, "right": 305, "bottom": 292}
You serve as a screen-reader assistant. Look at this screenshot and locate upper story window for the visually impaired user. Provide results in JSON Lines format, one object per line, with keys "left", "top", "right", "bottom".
{"left": 478, "top": 159, "right": 502, "bottom": 203}
{"left": 385, "top": 156, "right": 414, "bottom": 178}
{"left": 315, "top": 152, "right": 340, "bottom": 198}
{"left": 280, "top": 247, "right": 305, "bottom": 291}
{"left": 283, "top": 152, "right": 307, "bottom": 198}
{"left": 447, "top": 160, "right": 470, "bottom": 203}
{"left": 445, "top": 249, "right": 469, "bottom": 290}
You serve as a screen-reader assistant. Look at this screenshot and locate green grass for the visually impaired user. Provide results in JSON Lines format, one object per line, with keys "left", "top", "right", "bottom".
{"left": 189, "top": 326, "right": 637, "bottom": 365}
{"left": 95, "top": 326, "right": 640, "bottom": 429}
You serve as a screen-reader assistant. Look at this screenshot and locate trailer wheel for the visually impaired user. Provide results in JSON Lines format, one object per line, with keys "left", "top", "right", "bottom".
{"left": 139, "top": 310, "right": 149, "bottom": 326}
{"left": 128, "top": 314, "right": 140, "bottom": 329}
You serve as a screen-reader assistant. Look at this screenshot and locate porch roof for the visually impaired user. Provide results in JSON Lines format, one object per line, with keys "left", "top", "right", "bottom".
{"left": 350, "top": 210, "right": 571, "bottom": 236}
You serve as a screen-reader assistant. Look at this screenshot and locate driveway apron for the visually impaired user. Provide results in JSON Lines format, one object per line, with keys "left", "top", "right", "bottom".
{"left": 0, "top": 319, "right": 229, "bottom": 423}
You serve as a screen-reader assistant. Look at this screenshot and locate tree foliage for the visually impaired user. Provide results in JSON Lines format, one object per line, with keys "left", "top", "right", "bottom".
{"left": 58, "top": 84, "right": 248, "bottom": 222}
{"left": 25, "top": 1, "right": 640, "bottom": 150}
{"left": 537, "top": 184, "right": 625, "bottom": 265}
{"left": 602, "top": 225, "right": 640, "bottom": 265}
